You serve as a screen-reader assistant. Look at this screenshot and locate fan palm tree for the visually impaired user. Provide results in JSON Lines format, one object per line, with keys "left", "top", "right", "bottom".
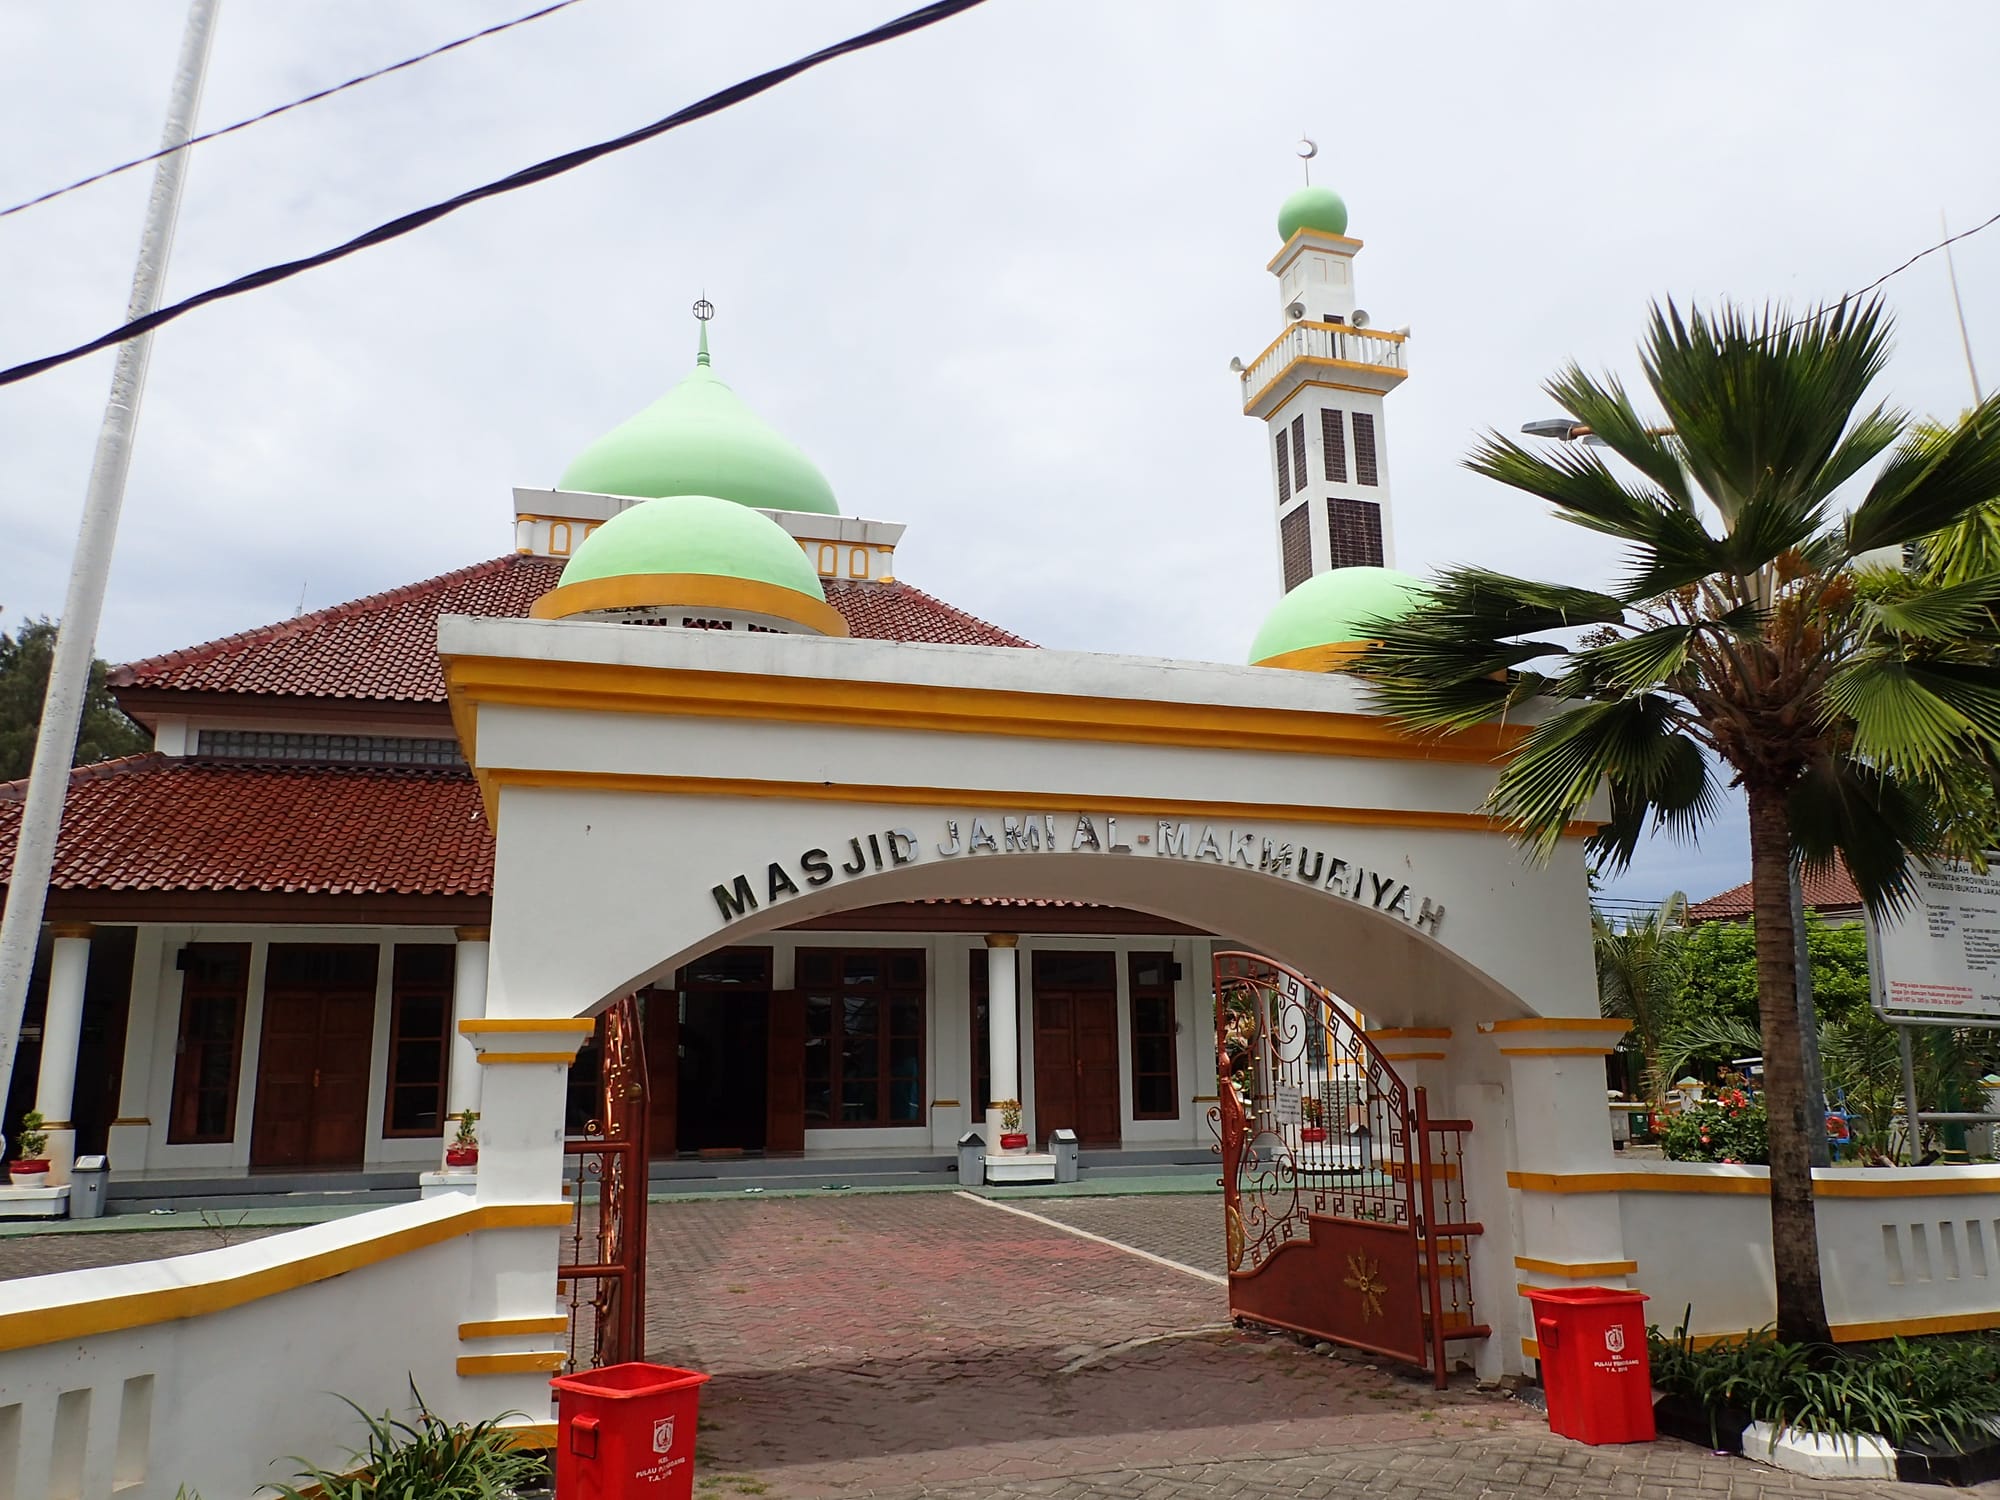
{"left": 1592, "top": 894, "right": 1687, "bottom": 1092}
{"left": 1358, "top": 299, "right": 2000, "bottom": 1344}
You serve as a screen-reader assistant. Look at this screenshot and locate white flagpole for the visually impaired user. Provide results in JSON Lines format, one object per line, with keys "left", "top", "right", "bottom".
{"left": 0, "top": 0, "right": 220, "bottom": 1106}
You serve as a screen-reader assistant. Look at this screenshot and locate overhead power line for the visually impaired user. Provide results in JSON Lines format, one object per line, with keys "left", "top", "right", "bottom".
{"left": 0, "top": 0, "right": 987, "bottom": 391}
{"left": 0, "top": 0, "right": 589, "bottom": 222}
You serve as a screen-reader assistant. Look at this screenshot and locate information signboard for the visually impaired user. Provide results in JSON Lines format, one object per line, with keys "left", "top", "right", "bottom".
{"left": 1873, "top": 861, "right": 2000, "bottom": 1020}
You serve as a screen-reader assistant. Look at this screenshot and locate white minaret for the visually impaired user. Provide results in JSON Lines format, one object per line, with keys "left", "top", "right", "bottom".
{"left": 1238, "top": 154, "right": 1408, "bottom": 594}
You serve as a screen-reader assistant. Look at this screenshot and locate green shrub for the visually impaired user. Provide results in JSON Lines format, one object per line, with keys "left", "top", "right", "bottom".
{"left": 1648, "top": 1312, "right": 2000, "bottom": 1448}
{"left": 268, "top": 1382, "right": 546, "bottom": 1500}
{"left": 1660, "top": 1090, "right": 1768, "bottom": 1164}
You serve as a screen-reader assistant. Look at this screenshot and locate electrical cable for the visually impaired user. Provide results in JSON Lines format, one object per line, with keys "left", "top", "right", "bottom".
{"left": 0, "top": 0, "right": 589, "bottom": 222}
{"left": 0, "top": 0, "right": 987, "bottom": 392}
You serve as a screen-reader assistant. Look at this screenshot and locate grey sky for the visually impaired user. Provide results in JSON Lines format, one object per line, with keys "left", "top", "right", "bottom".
{"left": 1, "top": 1, "right": 1995, "bottom": 907}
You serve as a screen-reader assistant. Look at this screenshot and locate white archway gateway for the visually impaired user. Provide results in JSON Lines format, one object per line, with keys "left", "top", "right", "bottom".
{"left": 440, "top": 613, "right": 1632, "bottom": 1378}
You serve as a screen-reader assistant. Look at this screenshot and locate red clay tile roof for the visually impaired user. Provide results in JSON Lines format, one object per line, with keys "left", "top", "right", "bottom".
{"left": 0, "top": 756, "right": 492, "bottom": 895}
{"left": 1688, "top": 856, "right": 1862, "bottom": 924}
{"left": 110, "top": 555, "right": 1033, "bottom": 706}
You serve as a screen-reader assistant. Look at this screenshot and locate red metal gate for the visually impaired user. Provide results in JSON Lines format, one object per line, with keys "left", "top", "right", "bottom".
{"left": 559, "top": 993, "right": 650, "bottom": 1370}
{"left": 1212, "top": 951, "right": 1486, "bottom": 1386}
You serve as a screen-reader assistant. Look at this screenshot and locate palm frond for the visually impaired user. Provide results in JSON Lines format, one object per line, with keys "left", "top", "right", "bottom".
{"left": 1846, "top": 391, "right": 2000, "bottom": 555}
{"left": 1556, "top": 622, "right": 1699, "bottom": 699}
{"left": 1493, "top": 695, "right": 1712, "bottom": 863}
{"left": 1858, "top": 570, "right": 2000, "bottom": 642}
{"left": 1819, "top": 655, "right": 2000, "bottom": 774}
{"left": 1652, "top": 1013, "right": 1764, "bottom": 1090}
{"left": 1787, "top": 757, "right": 1935, "bottom": 919}
{"left": 1544, "top": 362, "right": 1694, "bottom": 510}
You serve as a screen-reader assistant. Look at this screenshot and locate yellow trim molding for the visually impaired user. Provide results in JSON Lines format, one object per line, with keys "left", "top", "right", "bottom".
{"left": 458, "top": 1351, "right": 567, "bottom": 1377}
{"left": 1832, "top": 1310, "right": 2000, "bottom": 1343}
{"left": 1497, "top": 1045, "right": 1620, "bottom": 1057}
{"left": 110, "top": 1116, "right": 151, "bottom": 1127}
{"left": 444, "top": 655, "right": 1528, "bottom": 766}
{"left": 0, "top": 1203, "right": 572, "bottom": 1354}
{"left": 1252, "top": 642, "right": 1373, "bottom": 673}
{"left": 478, "top": 1051, "right": 580, "bottom": 1066}
{"left": 458, "top": 1018, "right": 597, "bottom": 1035}
{"left": 460, "top": 1315, "right": 569, "bottom": 1340}
{"left": 1514, "top": 1255, "right": 1639, "bottom": 1279}
{"left": 483, "top": 767, "right": 1598, "bottom": 844}
{"left": 1379, "top": 1051, "right": 1446, "bottom": 1062}
{"left": 931, "top": 1098, "right": 962, "bottom": 1108}
{"left": 1508, "top": 1168, "right": 2000, "bottom": 1198}
{"left": 1367, "top": 1028, "right": 1452, "bottom": 1041}
{"left": 503, "top": 1421, "right": 558, "bottom": 1452}
{"left": 1245, "top": 355, "right": 1407, "bottom": 413}
{"left": 1266, "top": 227, "right": 1365, "bottom": 269}
{"left": 1481, "top": 1018, "right": 1630, "bottom": 1034}
{"left": 49, "top": 921, "right": 95, "bottom": 940}
{"left": 529, "top": 573, "right": 849, "bottom": 636}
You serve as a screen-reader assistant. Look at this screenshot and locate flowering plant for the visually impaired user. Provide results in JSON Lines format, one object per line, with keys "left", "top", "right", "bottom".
{"left": 1661, "top": 1091, "right": 1768, "bottom": 1164}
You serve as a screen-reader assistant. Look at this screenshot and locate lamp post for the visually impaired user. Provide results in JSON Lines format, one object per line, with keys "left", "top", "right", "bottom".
{"left": 1521, "top": 416, "right": 1832, "bottom": 1166}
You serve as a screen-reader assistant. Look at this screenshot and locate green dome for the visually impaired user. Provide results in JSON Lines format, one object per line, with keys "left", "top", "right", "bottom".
{"left": 1278, "top": 184, "right": 1348, "bottom": 243}
{"left": 559, "top": 333, "right": 840, "bottom": 515}
{"left": 559, "top": 493, "right": 825, "bottom": 598}
{"left": 1250, "top": 566, "right": 1424, "bottom": 666}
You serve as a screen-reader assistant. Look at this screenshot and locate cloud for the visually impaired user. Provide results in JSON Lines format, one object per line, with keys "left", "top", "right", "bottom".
{"left": 1, "top": 0, "right": 1994, "bottom": 907}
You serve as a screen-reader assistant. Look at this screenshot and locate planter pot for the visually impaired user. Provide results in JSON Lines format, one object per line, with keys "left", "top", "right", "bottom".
{"left": 1300, "top": 1127, "right": 1328, "bottom": 1143}
{"left": 1895, "top": 1433, "right": 2000, "bottom": 1488}
{"left": 8, "top": 1159, "right": 51, "bottom": 1189}
{"left": 999, "top": 1133, "right": 1029, "bottom": 1151}
{"left": 444, "top": 1145, "right": 479, "bottom": 1169}
{"left": 1652, "top": 1393, "right": 1750, "bottom": 1454}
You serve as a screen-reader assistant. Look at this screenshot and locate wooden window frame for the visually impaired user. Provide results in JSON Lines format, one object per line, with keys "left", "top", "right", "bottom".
{"left": 167, "top": 942, "right": 251, "bottom": 1145}
{"left": 382, "top": 944, "right": 454, "bottom": 1139}
{"left": 799, "top": 947, "right": 926, "bottom": 1129}
{"left": 1280, "top": 504, "right": 1312, "bottom": 593}
{"left": 1321, "top": 408, "right": 1348, "bottom": 484}
{"left": 1353, "top": 410, "right": 1380, "bottom": 486}
{"left": 1291, "top": 414, "right": 1309, "bottom": 488}
{"left": 1128, "top": 951, "right": 1180, "bottom": 1121}
{"left": 1327, "top": 497, "right": 1386, "bottom": 569}
{"left": 1275, "top": 432, "right": 1292, "bottom": 504}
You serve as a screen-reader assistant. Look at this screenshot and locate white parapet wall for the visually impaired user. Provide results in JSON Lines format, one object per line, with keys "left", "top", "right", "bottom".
{"left": 0, "top": 1195, "right": 570, "bottom": 1500}
{"left": 1510, "top": 1161, "right": 2000, "bottom": 1350}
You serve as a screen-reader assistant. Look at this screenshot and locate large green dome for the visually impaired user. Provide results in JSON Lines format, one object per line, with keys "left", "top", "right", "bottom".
{"left": 532, "top": 493, "right": 844, "bottom": 635}
{"left": 1250, "top": 566, "right": 1423, "bottom": 668}
{"left": 1278, "top": 184, "right": 1349, "bottom": 243}
{"left": 558, "top": 332, "right": 840, "bottom": 515}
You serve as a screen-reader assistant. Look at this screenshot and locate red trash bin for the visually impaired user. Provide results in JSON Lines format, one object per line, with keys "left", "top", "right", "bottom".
{"left": 550, "top": 1362, "right": 712, "bottom": 1500}
{"left": 1524, "top": 1286, "right": 1654, "bottom": 1445}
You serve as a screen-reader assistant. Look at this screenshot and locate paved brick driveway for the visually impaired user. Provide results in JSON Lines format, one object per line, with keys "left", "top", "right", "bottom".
{"left": 645, "top": 1191, "right": 1982, "bottom": 1500}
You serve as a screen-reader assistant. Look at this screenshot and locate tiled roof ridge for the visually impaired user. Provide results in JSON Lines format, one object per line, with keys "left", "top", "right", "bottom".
{"left": 0, "top": 752, "right": 169, "bottom": 804}
{"left": 110, "top": 554, "right": 529, "bottom": 685}
{"left": 1688, "top": 853, "right": 1861, "bottom": 920}
{"left": 849, "top": 578, "right": 1035, "bottom": 648}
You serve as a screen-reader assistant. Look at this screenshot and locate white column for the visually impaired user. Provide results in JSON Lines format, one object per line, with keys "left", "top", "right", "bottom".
{"left": 445, "top": 927, "right": 490, "bottom": 1128}
{"left": 32, "top": 922, "right": 93, "bottom": 1184}
{"left": 983, "top": 934, "right": 1019, "bottom": 1150}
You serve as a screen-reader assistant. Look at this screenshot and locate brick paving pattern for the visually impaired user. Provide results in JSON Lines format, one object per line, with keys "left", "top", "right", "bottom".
{"left": 0, "top": 1223, "right": 284, "bottom": 1279}
{"left": 1010, "top": 1194, "right": 1225, "bottom": 1276}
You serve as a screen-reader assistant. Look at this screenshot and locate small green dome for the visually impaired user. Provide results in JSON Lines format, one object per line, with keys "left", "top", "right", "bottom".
{"left": 1250, "top": 566, "right": 1424, "bottom": 666}
{"left": 1278, "top": 184, "right": 1348, "bottom": 243}
{"left": 559, "top": 333, "right": 839, "bottom": 515}
{"left": 559, "top": 493, "right": 825, "bottom": 599}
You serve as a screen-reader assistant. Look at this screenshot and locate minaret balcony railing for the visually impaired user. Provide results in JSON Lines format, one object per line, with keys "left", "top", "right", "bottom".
{"left": 1240, "top": 321, "right": 1406, "bottom": 409}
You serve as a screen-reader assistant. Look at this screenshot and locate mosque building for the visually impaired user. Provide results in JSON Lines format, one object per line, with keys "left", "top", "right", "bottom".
{"left": 1, "top": 181, "right": 1446, "bottom": 1200}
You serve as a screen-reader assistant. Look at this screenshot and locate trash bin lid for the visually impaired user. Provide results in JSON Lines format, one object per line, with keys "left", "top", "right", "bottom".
{"left": 1521, "top": 1285, "right": 1647, "bottom": 1308}
{"left": 74, "top": 1155, "right": 107, "bottom": 1171}
{"left": 549, "top": 1362, "right": 711, "bottom": 1399}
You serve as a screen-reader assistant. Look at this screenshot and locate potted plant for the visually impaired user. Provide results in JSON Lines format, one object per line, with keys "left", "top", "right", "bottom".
{"left": 1300, "top": 1095, "right": 1328, "bottom": 1144}
{"left": 996, "top": 1099, "right": 1027, "bottom": 1152}
{"left": 445, "top": 1111, "right": 479, "bottom": 1169}
{"left": 9, "top": 1110, "right": 50, "bottom": 1187}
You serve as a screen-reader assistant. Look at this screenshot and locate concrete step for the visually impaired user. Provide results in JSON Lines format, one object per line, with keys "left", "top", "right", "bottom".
{"left": 986, "top": 1153, "right": 1059, "bottom": 1184}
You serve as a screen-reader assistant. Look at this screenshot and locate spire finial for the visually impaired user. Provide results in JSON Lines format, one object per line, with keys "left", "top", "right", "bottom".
{"left": 1297, "top": 136, "right": 1317, "bottom": 186}
{"left": 693, "top": 296, "right": 714, "bottom": 367}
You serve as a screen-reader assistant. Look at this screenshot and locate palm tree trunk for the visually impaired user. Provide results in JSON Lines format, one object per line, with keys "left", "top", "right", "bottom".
{"left": 1747, "top": 783, "right": 1832, "bottom": 1344}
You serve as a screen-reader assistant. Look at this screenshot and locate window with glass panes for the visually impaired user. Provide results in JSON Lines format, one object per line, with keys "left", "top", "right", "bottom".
{"left": 384, "top": 944, "right": 453, "bottom": 1136}
{"left": 799, "top": 949, "right": 925, "bottom": 1126}
{"left": 1128, "top": 952, "right": 1179, "bottom": 1119}
{"left": 168, "top": 943, "right": 250, "bottom": 1143}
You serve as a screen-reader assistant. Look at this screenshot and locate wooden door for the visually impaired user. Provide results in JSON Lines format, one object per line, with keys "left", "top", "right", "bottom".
{"left": 250, "top": 945, "right": 377, "bottom": 1170}
{"left": 766, "top": 989, "right": 806, "bottom": 1154}
{"left": 643, "top": 987, "right": 678, "bottom": 1158}
{"left": 1032, "top": 952, "right": 1121, "bottom": 1147}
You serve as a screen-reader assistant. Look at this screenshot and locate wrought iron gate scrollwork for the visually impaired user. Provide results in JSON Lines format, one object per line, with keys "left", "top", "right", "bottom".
{"left": 1211, "top": 951, "right": 1485, "bottom": 1387}
{"left": 559, "top": 993, "right": 650, "bottom": 1371}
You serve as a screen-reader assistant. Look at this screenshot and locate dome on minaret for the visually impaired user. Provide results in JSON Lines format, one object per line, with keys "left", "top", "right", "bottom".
{"left": 531, "top": 492, "right": 847, "bottom": 634}
{"left": 1249, "top": 565, "right": 1423, "bottom": 670}
{"left": 1278, "top": 184, "right": 1348, "bottom": 242}
{"left": 558, "top": 322, "right": 840, "bottom": 515}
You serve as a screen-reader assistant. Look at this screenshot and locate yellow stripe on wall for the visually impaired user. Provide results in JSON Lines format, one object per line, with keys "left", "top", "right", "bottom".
{"left": 458, "top": 1351, "right": 568, "bottom": 1377}
{"left": 460, "top": 1316, "right": 570, "bottom": 1340}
